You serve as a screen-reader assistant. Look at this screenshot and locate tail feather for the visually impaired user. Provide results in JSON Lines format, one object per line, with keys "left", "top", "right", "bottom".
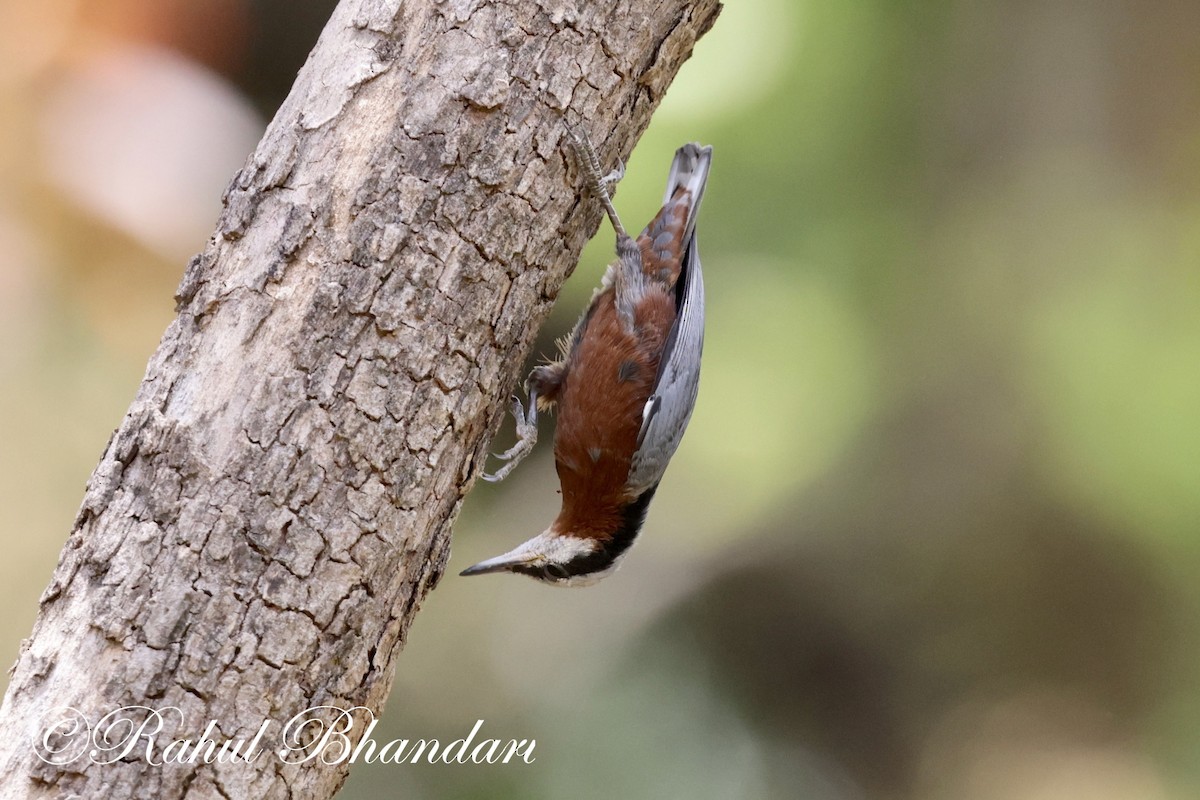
{"left": 663, "top": 143, "right": 713, "bottom": 244}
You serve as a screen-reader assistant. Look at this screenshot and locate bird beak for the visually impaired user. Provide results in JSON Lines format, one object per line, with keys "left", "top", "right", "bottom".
{"left": 460, "top": 532, "right": 564, "bottom": 575}
{"left": 459, "top": 554, "right": 525, "bottom": 576}
{"left": 459, "top": 541, "right": 542, "bottom": 577}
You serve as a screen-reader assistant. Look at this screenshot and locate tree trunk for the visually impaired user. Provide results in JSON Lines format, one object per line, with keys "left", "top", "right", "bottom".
{"left": 0, "top": 0, "right": 720, "bottom": 796}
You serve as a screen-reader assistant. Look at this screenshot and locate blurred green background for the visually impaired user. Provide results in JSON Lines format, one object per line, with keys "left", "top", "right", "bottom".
{"left": 2, "top": 0, "right": 1199, "bottom": 797}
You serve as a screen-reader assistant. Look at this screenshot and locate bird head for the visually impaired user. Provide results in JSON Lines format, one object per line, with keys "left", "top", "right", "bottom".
{"left": 459, "top": 530, "right": 614, "bottom": 587}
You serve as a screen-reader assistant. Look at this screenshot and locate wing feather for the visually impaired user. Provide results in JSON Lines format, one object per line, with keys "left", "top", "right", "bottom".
{"left": 627, "top": 235, "right": 705, "bottom": 493}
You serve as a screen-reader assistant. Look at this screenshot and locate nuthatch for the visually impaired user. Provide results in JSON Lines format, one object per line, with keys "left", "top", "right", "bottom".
{"left": 461, "top": 131, "right": 711, "bottom": 586}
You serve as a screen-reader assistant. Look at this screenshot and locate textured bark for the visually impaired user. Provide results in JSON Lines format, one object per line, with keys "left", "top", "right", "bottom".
{"left": 0, "top": 0, "right": 720, "bottom": 797}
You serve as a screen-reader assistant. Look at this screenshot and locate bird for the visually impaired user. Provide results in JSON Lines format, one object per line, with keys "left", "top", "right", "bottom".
{"left": 460, "top": 130, "right": 711, "bottom": 586}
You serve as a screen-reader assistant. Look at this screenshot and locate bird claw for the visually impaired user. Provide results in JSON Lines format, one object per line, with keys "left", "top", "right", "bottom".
{"left": 601, "top": 159, "right": 625, "bottom": 191}
{"left": 481, "top": 394, "right": 539, "bottom": 482}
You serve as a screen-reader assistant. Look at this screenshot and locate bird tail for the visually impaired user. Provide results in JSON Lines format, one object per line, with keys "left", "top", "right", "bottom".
{"left": 662, "top": 143, "right": 713, "bottom": 245}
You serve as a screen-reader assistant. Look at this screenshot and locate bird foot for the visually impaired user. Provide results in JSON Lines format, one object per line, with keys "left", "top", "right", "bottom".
{"left": 481, "top": 394, "right": 539, "bottom": 482}
{"left": 565, "top": 126, "right": 628, "bottom": 238}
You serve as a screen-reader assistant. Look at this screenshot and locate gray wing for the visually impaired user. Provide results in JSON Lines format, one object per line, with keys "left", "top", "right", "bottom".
{"left": 626, "top": 235, "right": 705, "bottom": 495}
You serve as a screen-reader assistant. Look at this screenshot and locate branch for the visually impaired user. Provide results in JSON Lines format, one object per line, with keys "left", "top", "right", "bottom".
{"left": 0, "top": 0, "right": 720, "bottom": 796}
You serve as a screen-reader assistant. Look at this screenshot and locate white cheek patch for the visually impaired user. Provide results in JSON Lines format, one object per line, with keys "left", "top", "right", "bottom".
{"left": 536, "top": 533, "right": 601, "bottom": 566}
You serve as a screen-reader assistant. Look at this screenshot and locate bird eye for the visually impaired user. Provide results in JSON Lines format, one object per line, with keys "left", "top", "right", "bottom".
{"left": 544, "top": 563, "right": 570, "bottom": 582}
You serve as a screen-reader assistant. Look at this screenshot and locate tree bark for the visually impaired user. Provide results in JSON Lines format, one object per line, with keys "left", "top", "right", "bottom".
{"left": 0, "top": 0, "right": 720, "bottom": 796}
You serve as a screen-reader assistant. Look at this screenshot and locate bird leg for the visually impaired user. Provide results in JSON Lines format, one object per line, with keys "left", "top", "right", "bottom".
{"left": 566, "top": 127, "right": 628, "bottom": 239}
{"left": 482, "top": 389, "right": 540, "bottom": 483}
{"left": 481, "top": 351, "right": 570, "bottom": 482}
{"left": 528, "top": 360, "right": 568, "bottom": 410}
